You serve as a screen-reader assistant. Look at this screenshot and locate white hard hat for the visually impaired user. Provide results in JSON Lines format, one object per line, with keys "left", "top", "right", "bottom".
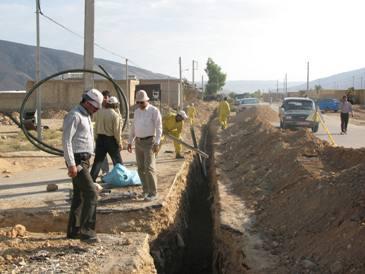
{"left": 84, "top": 88, "right": 103, "bottom": 109}
{"left": 177, "top": 110, "right": 188, "bottom": 120}
{"left": 107, "top": 96, "right": 119, "bottom": 104}
{"left": 136, "top": 90, "right": 150, "bottom": 102}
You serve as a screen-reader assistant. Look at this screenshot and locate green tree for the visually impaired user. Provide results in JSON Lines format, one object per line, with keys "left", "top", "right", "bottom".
{"left": 314, "top": 84, "right": 322, "bottom": 93}
{"left": 204, "top": 58, "right": 226, "bottom": 95}
{"left": 228, "top": 92, "right": 236, "bottom": 99}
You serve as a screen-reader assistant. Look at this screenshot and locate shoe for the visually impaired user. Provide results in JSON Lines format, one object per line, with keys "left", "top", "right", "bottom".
{"left": 176, "top": 154, "right": 184, "bottom": 159}
{"left": 340, "top": 132, "right": 344, "bottom": 135}
{"left": 80, "top": 236, "right": 100, "bottom": 244}
{"left": 67, "top": 233, "right": 80, "bottom": 239}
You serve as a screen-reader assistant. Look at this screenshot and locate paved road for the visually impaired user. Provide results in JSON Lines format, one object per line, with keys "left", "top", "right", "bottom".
{"left": 269, "top": 104, "right": 365, "bottom": 149}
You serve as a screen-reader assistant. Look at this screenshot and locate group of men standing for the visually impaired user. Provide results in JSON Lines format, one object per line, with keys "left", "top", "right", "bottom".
{"left": 62, "top": 89, "right": 193, "bottom": 243}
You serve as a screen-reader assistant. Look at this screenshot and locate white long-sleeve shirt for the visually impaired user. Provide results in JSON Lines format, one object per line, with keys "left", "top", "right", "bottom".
{"left": 128, "top": 104, "right": 162, "bottom": 145}
{"left": 62, "top": 105, "right": 94, "bottom": 166}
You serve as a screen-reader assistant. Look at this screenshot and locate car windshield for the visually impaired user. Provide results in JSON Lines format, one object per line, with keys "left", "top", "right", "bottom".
{"left": 284, "top": 100, "right": 313, "bottom": 110}
{"left": 241, "top": 98, "right": 257, "bottom": 104}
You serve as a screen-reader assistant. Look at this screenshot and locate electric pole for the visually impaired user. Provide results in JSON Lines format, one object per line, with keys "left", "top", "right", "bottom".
{"left": 179, "top": 57, "right": 183, "bottom": 109}
{"left": 35, "top": 0, "right": 42, "bottom": 140}
{"left": 201, "top": 75, "right": 204, "bottom": 94}
{"left": 306, "top": 61, "right": 309, "bottom": 92}
{"left": 84, "top": 0, "right": 95, "bottom": 91}
{"left": 192, "top": 60, "right": 195, "bottom": 88}
{"left": 276, "top": 80, "right": 279, "bottom": 93}
{"left": 125, "top": 58, "right": 129, "bottom": 107}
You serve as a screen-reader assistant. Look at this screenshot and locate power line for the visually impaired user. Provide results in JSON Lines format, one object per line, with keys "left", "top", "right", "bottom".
{"left": 38, "top": 7, "right": 139, "bottom": 66}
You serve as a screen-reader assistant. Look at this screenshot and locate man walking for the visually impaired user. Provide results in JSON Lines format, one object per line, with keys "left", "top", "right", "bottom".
{"left": 187, "top": 103, "right": 197, "bottom": 125}
{"left": 62, "top": 88, "right": 103, "bottom": 243}
{"left": 90, "top": 96, "right": 123, "bottom": 182}
{"left": 339, "top": 95, "right": 354, "bottom": 134}
{"left": 218, "top": 97, "right": 230, "bottom": 129}
{"left": 128, "top": 90, "right": 162, "bottom": 201}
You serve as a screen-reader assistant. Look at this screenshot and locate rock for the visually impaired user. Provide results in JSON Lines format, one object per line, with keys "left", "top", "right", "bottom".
{"left": 8, "top": 224, "right": 27, "bottom": 238}
{"left": 301, "top": 259, "right": 316, "bottom": 269}
{"left": 47, "top": 184, "right": 58, "bottom": 192}
{"left": 5, "top": 254, "right": 13, "bottom": 261}
{"left": 272, "top": 241, "right": 279, "bottom": 248}
{"left": 330, "top": 261, "right": 343, "bottom": 273}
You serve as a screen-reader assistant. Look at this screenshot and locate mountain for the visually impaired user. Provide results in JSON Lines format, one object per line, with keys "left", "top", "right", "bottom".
{"left": 0, "top": 40, "right": 170, "bottom": 90}
{"left": 223, "top": 80, "right": 304, "bottom": 94}
{"left": 288, "top": 68, "right": 365, "bottom": 91}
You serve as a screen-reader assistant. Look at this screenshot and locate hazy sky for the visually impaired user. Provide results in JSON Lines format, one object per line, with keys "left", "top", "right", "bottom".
{"left": 1, "top": 0, "right": 365, "bottom": 81}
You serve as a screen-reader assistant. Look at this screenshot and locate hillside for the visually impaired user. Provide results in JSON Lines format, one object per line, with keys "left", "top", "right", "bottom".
{"left": 223, "top": 80, "right": 304, "bottom": 94}
{"left": 0, "top": 40, "right": 170, "bottom": 90}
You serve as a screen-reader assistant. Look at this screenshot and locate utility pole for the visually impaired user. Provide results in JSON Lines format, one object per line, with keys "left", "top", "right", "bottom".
{"left": 306, "top": 61, "right": 309, "bottom": 92}
{"left": 167, "top": 76, "right": 170, "bottom": 108}
{"left": 125, "top": 58, "right": 129, "bottom": 107}
{"left": 276, "top": 80, "right": 279, "bottom": 93}
{"left": 192, "top": 60, "right": 195, "bottom": 88}
{"left": 179, "top": 56, "right": 183, "bottom": 109}
{"left": 353, "top": 75, "right": 355, "bottom": 88}
{"left": 35, "top": 0, "right": 42, "bottom": 140}
{"left": 361, "top": 76, "right": 363, "bottom": 89}
{"left": 284, "top": 73, "right": 288, "bottom": 96}
{"left": 84, "top": 0, "right": 94, "bottom": 91}
{"left": 201, "top": 75, "right": 204, "bottom": 94}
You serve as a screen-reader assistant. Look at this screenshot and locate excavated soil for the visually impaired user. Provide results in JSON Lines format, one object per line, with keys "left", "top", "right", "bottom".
{"left": 214, "top": 106, "right": 365, "bottom": 273}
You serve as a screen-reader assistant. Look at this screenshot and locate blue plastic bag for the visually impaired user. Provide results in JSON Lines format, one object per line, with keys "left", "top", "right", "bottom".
{"left": 102, "top": 163, "right": 141, "bottom": 187}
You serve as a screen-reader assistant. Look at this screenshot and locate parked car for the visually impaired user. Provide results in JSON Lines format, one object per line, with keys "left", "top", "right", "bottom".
{"left": 279, "top": 97, "right": 319, "bottom": 132}
{"left": 317, "top": 98, "right": 340, "bottom": 112}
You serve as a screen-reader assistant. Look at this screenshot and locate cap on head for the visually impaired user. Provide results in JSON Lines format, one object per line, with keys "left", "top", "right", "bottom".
{"left": 136, "top": 90, "right": 150, "bottom": 102}
{"left": 84, "top": 88, "right": 103, "bottom": 109}
{"left": 107, "top": 96, "right": 119, "bottom": 104}
{"left": 177, "top": 110, "right": 188, "bottom": 120}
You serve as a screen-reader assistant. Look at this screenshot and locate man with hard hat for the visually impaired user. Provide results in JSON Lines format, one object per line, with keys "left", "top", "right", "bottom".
{"left": 90, "top": 96, "right": 123, "bottom": 182}
{"left": 187, "top": 103, "right": 197, "bottom": 125}
{"left": 62, "top": 88, "right": 103, "bottom": 243}
{"left": 162, "top": 110, "right": 188, "bottom": 159}
{"left": 128, "top": 90, "right": 162, "bottom": 201}
{"left": 218, "top": 97, "right": 230, "bottom": 129}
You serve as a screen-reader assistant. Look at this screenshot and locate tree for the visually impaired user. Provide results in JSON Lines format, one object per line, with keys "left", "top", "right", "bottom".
{"left": 228, "top": 92, "right": 236, "bottom": 99}
{"left": 314, "top": 84, "right": 322, "bottom": 93}
{"left": 204, "top": 58, "right": 226, "bottom": 95}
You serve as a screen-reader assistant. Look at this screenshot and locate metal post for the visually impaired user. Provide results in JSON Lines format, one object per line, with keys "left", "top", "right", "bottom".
{"left": 125, "top": 58, "right": 129, "bottom": 107}
{"left": 306, "top": 61, "right": 309, "bottom": 92}
{"left": 192, "top": 60, "right": 195, "bottom": 88}
{"left": 276, "top": 80, "right": 279, "bottom": 93}
{"left": 179, "top": 56, "right": 183, "bottom": 109}
{"left": 361, "top": 76, "right": 363, "bottom": 89}
{"left": 201, "top": 75, "right": 204, "bottom": 94}
{"left": 84, "top": 0, "right": 95, "bottom": 91}
{"left": 167, "top": 76, "right": 170, "bottom": 108}
{"left": 35, "top": 0, "right": 42, "bottom": 140}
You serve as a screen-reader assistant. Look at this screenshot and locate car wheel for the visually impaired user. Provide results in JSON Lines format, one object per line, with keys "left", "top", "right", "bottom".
{"left": 312, "top": 124, "right": 319, "bottom": 133}
{"left": 334, "top": 110, "right": 338, "bottom": 113}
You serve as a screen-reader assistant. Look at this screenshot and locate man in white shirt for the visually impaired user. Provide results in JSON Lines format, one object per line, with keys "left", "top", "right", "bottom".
{"left": 128, "top": 90, "right": 162, "bottom": 200}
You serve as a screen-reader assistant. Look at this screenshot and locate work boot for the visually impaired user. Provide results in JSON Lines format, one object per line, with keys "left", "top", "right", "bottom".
{"left": 176, "top": 154, "right": 184, "bottom": 159}
{"left": 80, "top": 236, "right": 101, "bottom": 244}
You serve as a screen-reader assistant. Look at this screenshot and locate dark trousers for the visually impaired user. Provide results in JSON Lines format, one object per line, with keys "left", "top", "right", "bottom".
{"left": 340, "top": 112, "right": 349, "bottom": 133}
{"left": 67, "top": 154, "right": 97, "bottom": 239}
{"left": 90, "top": 134, "right": 123, "bottom": 182}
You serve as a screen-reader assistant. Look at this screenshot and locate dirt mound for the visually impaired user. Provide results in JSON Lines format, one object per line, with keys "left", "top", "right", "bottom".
{"left": 217, "top": 106, "right": 365, "bottom": 273}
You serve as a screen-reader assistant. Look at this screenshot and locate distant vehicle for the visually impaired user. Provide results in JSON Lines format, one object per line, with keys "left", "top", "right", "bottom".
{"left": 317, "top": 98, "right": 340, "bottom": 112}
{"left": 279, "top": 97, "right": 319, "bottom": 132}
{"left": 236, "top": 97, "right": 260, "bottom": 111}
